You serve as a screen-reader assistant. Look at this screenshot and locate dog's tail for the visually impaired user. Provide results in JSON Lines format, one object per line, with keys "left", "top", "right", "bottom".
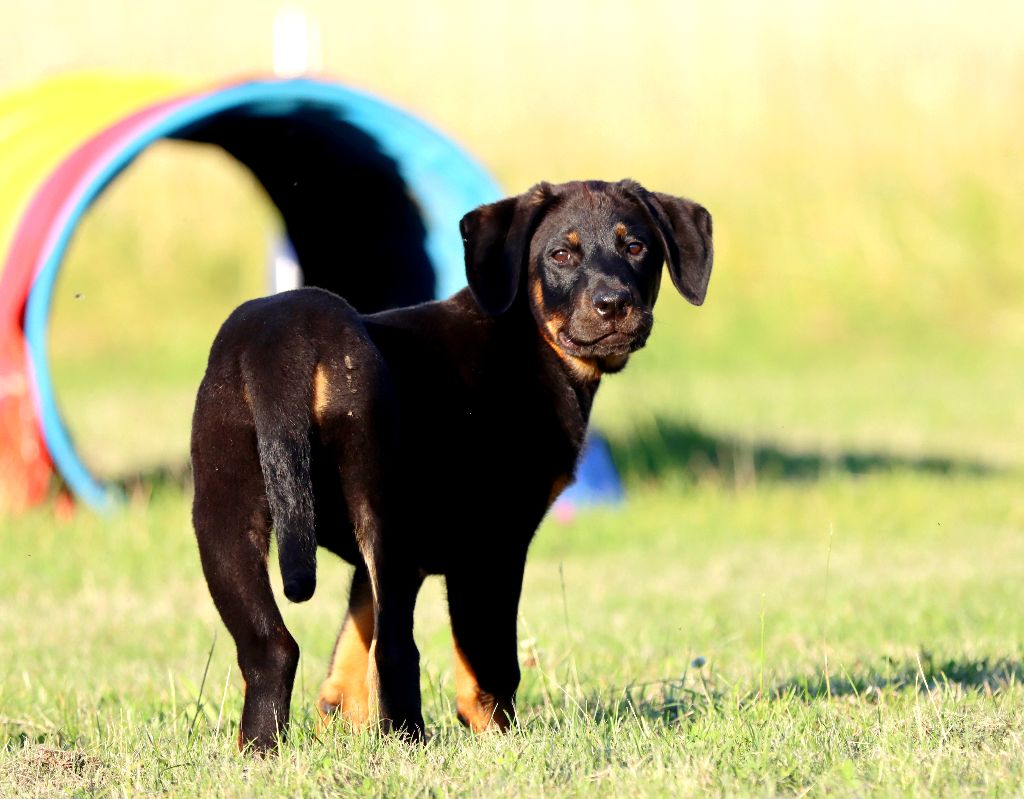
{"left": 242, "top": 350, "right": 318, "bottom": 603}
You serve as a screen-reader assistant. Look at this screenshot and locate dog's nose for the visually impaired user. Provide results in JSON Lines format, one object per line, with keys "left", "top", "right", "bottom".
{"left": 592, "top": 290, "right": 633, "bottom": 319}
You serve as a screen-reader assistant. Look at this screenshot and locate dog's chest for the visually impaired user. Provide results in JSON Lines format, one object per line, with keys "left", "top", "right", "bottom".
{"left": 396, "top": 380, "right": 582, "bottom": 553}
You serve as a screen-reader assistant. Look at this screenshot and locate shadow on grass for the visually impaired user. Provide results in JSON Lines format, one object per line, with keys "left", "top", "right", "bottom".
{"left": 580, "top": 654, "right": 1023, "bottom": 726}
{"left": 99, "top": 416, "right": 998, "bottom": 500}
{"left": 112, "top": 460, "right": 193, "bottom": 498}
{"left": 606, "top": 417, "right": 997, "bottom": 486}
{"left": 774, "top": 653, "right": 1024, "bottom": 699}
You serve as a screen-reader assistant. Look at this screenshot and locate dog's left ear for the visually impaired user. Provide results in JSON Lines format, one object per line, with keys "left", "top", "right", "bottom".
{"left": 635, "top": 190, "right": 714, "bottom": 306}
{"left": 460, "top": 184, "right": 553, "bottom": 315}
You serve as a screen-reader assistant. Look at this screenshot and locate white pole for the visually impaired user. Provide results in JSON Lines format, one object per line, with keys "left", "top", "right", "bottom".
{"left": 272, "top": 6, "right": 322, "bottom": 77}
{"left": 267, "top": 6, "right": 322, "bottom": 293}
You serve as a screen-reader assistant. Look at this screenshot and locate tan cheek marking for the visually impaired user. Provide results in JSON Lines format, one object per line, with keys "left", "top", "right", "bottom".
{"left": 453, "top": 641, "right": 514, "bottom": 732}
{"left": 540, "top": 319, "right": 603, "bottom": 382}
{"left": 545, "top": 338, "right": 603, "bottom": 382}
{"left": 566, "top": 355, "right": 603, "bottom": 382}
{"left": 312, "top": 364, "right": 330, "bottom": 423}
{"left": 530, "top": 274, "right": 546, "bottom": 311}
{"left": 543, "top": 315, "right": 562, "bottom": 342}
{"left": 533, "top": 277, "right": 565, "bottom": 342}
{"left": 317, "top": 600, "right": 375, "bottom": 728}
{"left": 532, "top": 270, "right": 604, "bottom": 383}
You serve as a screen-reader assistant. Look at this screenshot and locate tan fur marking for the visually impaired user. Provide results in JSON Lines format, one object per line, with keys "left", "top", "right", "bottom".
{"left": 566, "top": 353, "right": 603, "bottom": 382}
{"left": 543, "top": 316, "right": 562, "bottom": 342}
{"left": 530, "top": 274, "right": 546, "bottom": 311}
{"left": 453, "top": 641, "right": 514, "bottom": 732}
{"left": 566, "top": 230, "right": 580, "bottom": 248}
{"left": 531, "top": 276, "right": 603, "bottom": 382}
{"left": 542, "top": 332, "right": 603, "bottom": 382}
{"left": 317, "top": 601, "right": 375, "bottom": 728}
{"left": 312, "top": 364, "right": 330, "bottom": 423}
{"left": 614, "top": 222, "right": 627, "bottom": 238}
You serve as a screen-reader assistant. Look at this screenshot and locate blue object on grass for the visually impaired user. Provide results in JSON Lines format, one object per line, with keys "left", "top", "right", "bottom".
{"left": 555, "top": 432, "right": 625, "bottom": 511}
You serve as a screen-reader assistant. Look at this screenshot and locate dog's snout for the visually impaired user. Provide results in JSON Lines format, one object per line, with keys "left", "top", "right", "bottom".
{"left": 592, "top": 289, "right": 633, "bottom": 319}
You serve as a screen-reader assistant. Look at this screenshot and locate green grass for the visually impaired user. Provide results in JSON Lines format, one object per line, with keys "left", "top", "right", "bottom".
{"left": 4, "top": 0, "right": 1024, "bottom": 795}
{"left": 2, "top": 471, "right": 1023, "bottom": 797}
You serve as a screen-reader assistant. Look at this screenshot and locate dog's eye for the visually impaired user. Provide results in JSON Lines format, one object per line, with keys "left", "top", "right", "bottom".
{"left": 551, "top": 249, "right": 571, "bottom": 265}
{"left": 625, "top": 241, "right": 645, "bottom": 256}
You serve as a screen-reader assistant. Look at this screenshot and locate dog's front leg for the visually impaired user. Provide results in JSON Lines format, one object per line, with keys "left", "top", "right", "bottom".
{"left": 445, "top": 550, "right": 527, "bottom": 732}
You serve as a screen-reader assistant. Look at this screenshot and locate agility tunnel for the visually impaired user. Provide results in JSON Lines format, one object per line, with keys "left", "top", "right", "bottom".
{"left": 0, "top": 73, "right": 621, "bottom": 513}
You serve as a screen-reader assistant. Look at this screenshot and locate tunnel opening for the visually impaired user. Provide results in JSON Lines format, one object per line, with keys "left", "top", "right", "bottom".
{"left": 2, "top": 77, "right": 501, "bottom": 508}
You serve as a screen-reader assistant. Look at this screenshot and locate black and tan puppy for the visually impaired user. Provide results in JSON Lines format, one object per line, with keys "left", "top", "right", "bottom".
{"left": 191, "top": 179, "right": 712, "bottom": 752}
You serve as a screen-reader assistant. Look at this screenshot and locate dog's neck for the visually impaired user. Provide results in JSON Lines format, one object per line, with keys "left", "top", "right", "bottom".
{"left": 473, "top": 291, "right": 601, "bottom": 452}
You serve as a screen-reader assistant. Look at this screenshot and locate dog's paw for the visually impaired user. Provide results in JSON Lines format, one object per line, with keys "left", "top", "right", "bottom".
{"left": 317, "top": 679, "right": 371, "bottom": 729}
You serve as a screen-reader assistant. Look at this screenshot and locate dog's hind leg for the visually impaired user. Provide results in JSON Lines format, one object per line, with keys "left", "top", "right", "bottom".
{"left": 313, "top": 344, "right": 426, "bottom": 739}
{"left": 192, "top": 392, "right": 299, "bottom": 754}
{"left": 362, "top": 544, "right": 425, "bottom": 739}
{"left": 316, "top": 563, "right": 374, "bottom": 727}
{"left": 315, "top": 554, "right": 426, "bottom": 739}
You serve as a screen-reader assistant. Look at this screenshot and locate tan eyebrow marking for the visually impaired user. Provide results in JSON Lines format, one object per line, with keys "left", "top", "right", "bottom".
{"left": 566, "top": 230, "right": 580, "bottom": 248}
{"left": 614, "top": 223, "right": 627, "bottom": 238}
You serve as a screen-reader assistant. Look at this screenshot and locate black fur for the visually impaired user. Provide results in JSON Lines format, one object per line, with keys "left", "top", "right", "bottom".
{"left": 191, "top": 179, "right": 713, "bottom": 752}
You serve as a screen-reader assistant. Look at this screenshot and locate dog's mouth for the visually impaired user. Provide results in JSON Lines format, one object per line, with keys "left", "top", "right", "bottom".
{"left": 555, "top": 321, "right": 651, "bottom": 359}
{"left": 558, "top": 330, "right": 630, "bottom": 353}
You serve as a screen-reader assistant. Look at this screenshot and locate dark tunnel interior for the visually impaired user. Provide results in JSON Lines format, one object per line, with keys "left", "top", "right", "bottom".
{"left": 176, "top": 102, "right": 435, "bottom": 313}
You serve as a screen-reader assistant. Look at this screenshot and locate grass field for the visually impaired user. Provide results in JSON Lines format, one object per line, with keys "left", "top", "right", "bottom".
{"left": 3, "top": 472, "right": 1023, "bottom": 797}
{"left": 3, "top": 1, "right": 1024, "bottom": 796}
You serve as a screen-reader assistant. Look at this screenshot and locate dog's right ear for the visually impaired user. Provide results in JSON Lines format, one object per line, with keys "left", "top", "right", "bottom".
{"left": 460, "top": 185, "right": 553, "bottom": 315}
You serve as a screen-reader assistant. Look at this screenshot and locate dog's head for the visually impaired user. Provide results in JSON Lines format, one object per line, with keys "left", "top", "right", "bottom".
{"left": 460, "top": 180, "right": 712, "bottom": 379}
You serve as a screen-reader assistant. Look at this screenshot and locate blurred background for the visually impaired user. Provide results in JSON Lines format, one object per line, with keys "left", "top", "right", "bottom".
{"left": 2, "top": 0, "right": 1022, "bottom": 488}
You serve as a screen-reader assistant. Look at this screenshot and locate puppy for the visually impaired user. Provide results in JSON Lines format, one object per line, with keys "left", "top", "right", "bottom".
{"left": 190, "top": 179, "right": 713, "bottom": 751}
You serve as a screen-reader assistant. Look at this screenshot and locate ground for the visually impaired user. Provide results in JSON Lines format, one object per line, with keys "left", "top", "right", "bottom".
{"left": 3, "top": 470, "right": 1023, "bottom": 797}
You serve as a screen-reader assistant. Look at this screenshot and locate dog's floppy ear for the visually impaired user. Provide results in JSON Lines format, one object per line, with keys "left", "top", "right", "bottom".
{"left": 635, "top": 189, "right": 714, "bottom": 306}
{"left": 460, "top": 184, "right": 553, "bottom": 315}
